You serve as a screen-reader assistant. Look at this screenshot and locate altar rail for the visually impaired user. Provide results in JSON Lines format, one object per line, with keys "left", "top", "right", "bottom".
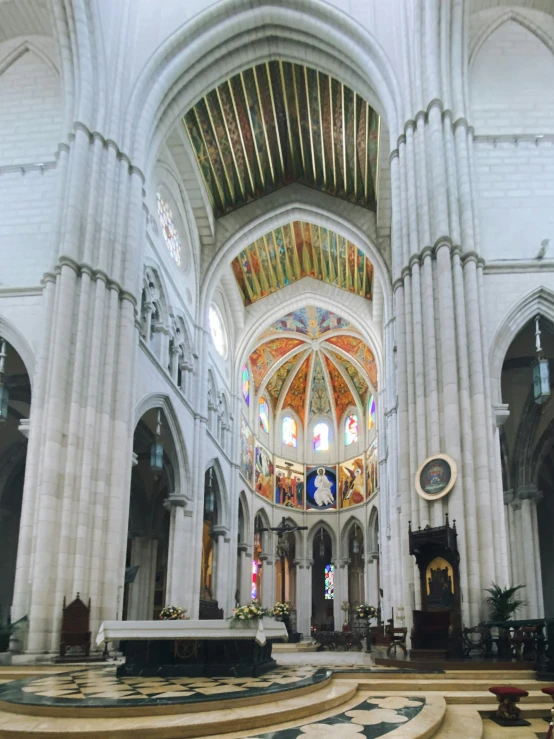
{"left": 462, "top": 618, "right": 554, "bottom": 674}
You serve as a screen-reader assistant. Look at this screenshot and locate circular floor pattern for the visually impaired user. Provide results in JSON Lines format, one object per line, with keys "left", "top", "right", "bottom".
{"left": 0, "top": 665, "right": 330, "bottom": 715}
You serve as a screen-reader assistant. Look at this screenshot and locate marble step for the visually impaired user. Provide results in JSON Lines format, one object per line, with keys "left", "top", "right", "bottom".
{"left": 0, "top": 680, "right": 358, "bottom": 738}
{"left": 354, "top": 678, "right": 543, "bottom": 692}
{"left": 343, "top": 688, "right": 552, "bottom": 706}
{"left": 430, "top": 706, "right": 483, "bottom": 738}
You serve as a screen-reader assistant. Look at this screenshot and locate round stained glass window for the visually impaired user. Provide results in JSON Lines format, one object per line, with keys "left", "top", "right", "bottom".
{"left": 209, "top": 304, "right": 228, "bottom": 358}
{"left": 156, "top": 193, "right": 182, "bottom": 266}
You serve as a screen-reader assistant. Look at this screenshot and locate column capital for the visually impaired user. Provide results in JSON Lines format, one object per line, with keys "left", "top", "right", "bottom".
{"left": 259, "top": 552, "right": 273, "bottom": 565}
{"left": 238, "top": 542, "right": 251, "bottom": 556}
{"left": 515, "top": 485, "right": 543, "bottom": 504}
{"left": 493, "top": 403, "right": 510, "bottom": 427}
{"left": 163, "top": 493, "right": 191, "bottom": 510}
{"left": 332, "top": 558, "right": 350, "bottom": 569}
{"left": 294, "top": 558, "right": 313, "bottom": 569}
{"left": 211, "top": 524, "right": 230, "bottom": 539}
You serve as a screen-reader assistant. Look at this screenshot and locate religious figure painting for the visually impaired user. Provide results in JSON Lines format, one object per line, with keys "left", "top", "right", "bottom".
{"left": 306, "top": 465, "right": 337, "bottom": 510}
{"left": 366, "top": 439, "right": 378, "bottom": 498}
{"left": 239, "top": 416, "right": 254, "bottom": 486}
{"left": 419, "top": 458, "right": 451, "bottom": 496}
{"left": 339, "top": 457, "right": 365, "bottom": 508}
{"left": 425, "top": 556, "right": 455, "bottom": 609}
{"left": 255, "top": 443, "right": 274, "bottom": 501}
{"left": 274, "top": 458, "right": 304, "bottom": 509}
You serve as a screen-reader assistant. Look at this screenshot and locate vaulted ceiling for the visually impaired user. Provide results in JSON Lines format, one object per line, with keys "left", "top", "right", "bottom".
{"left": 184, "top": 61, "right": 380, "bottom": 218}
{"left": 249, "top": 307, "right": 377, "bottom": 426}
{"left": 231, "top": 221, "right": 374, "bottom": 306}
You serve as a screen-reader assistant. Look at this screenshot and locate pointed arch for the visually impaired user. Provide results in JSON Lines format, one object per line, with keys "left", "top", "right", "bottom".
{"left": 307, "top": 519, "right": 337, "bottom": 558}
{"left": 204, "top": 457, "right": 228, "bottom": 525}
{"left": 470, "top": 9, "right": 554, "bottom": 68}
{"left": 489, "top": 287, "right": 554, "bottom": 405}
{"left": 134, "top": 392, "right": 190, "bottom": 499}
{"left": 0, "top": 40, "right": 59, "bottom": 79}
{"left": 341, "top": 514, "right": 365, "bottom": 558}
{"left": 253, "top": 507, "right": 271, "bottom": 552}
{"left": 0, "top": 315, "right": 35, "bottom": 386}
{"left": 368, "top": 506, "right": 380, "bottom": 556}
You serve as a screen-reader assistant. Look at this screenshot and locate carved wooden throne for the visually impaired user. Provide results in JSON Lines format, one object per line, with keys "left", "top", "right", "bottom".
{"left": 59, "top": 593, "right": 91, "bottom": 659}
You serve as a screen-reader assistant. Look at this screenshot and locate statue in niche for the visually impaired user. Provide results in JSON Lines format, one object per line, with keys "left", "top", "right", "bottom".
{"left": 425, "top": 556, "right": 455, "bottom": 609}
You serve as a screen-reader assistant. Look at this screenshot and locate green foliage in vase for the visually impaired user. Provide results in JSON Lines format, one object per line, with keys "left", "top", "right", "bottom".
{"left": 484, "top": 583, "right": 527, "bottom": 622}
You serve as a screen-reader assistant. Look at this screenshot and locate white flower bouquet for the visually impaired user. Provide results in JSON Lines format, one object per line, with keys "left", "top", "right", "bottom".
{"left": 159, "top": 605, "right": 187, "bottom": 620}
{"left": 272, "top": 602, "right": 290, "bottom": 618}
{"left": 355, "top": 604, "right": 377, "bottom": 620}
{"left": 231, "top": 600, "right": 270, "bottom": 622}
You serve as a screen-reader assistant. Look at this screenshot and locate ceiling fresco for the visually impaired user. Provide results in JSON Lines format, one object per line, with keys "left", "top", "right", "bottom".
{"left": 248, "top": 306, "right": 377, "bottom": 426}
{"left": 230, "top": 221, "right": 374, "bottom": 306}
{"left": 184, "top": 61, "right": 380, "bottom": 219}
{"left": 261, "top": 307, "right": 351, "bottom": 340}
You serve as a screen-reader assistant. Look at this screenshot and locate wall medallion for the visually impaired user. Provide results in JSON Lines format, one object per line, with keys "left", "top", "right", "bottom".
{"left": 415, "top": 453, "right": 457, "bottom": 501}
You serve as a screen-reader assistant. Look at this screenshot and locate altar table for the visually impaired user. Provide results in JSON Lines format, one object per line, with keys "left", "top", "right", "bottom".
{"left": 97, "top": 618, "right": 288, "bottom": 677}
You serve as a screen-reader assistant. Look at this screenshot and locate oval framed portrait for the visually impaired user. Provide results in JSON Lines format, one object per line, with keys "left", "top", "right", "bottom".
{"left": 415, "top": 453, "right": 457, "bottom": 501}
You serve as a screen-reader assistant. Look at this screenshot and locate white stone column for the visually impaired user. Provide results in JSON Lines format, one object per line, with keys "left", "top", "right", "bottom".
{"left": 366, "top": 555, "right": 379, "bottom": 609}
{"left": 164, "top": 496, "right": 194, "bottom": 616}
{"left": 238, "top": 544, "right": 252, "bottom": 605}
{"left": 127, "top": 537, "right": 157, "bottom": 621}
{"left": 517, "top": 486, "right": 543, "bottom": 618}
{"left": 295, "top": 559, "right": 312, "bottom": 638}
{"left": 333, "top": 558, "right": 349, "bottom": 630}
{"left": 212, "top": 526, "right": 230, "bottom": 616}
{"left": 260, "top": 553, "right": 274, "bottom": 609}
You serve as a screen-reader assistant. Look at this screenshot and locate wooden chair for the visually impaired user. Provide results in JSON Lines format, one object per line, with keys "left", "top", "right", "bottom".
{"left": 60, "top": 593, "right": 91, "bottom": 659}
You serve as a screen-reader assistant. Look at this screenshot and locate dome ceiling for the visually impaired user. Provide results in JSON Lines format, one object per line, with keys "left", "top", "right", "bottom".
{"left": 231, "top": 221, "right": 374, "bottom": 306}
{"left": 184, "top": 61, "right": 380, "bottom": 218}
{"left": 249, "top": 307, "right": 377, "bottom": 426}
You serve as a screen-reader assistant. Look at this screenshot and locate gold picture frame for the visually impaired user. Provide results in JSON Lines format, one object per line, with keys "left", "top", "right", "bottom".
{"left": 415, "top": 453, "right": 457, "bottom": 501}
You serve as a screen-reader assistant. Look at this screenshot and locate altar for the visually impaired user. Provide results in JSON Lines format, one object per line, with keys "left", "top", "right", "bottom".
{"left": 96, "top": 618, "right": 288, "bottom": 677}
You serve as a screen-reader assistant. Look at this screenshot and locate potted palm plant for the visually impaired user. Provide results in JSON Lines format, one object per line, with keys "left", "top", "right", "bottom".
{"left": 484, "top": 583, "right": 527, "bottom": 660}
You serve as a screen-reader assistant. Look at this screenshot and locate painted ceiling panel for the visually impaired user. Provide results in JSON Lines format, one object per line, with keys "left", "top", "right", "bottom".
{"left": 261, "top": 306, "right": 351, "bottom": 340}
{"left": 325, "top": 349, "right": 369, "bottom": 404}
{"left": 232, "top": 222, "right": 374, "bottom": 306}
{"left": 184, "top": 61, "right": 380, "bottom": 218}
{"left": 265, "top": 354, "right": 304, "bottom": 411}
{"left": 325, "top": 335, "right": 378, "bottom": 389}
{"left": 323, "top": 354, "right": 356, "bottom": 423}
{"left": 282, "top": 354, "right": 311, "bottom": 425}
{"left": 250, "top": 338, "right": 304, "bottom": 391}
{"left": 309, "top": 353, "right": 332, "bottom": 419}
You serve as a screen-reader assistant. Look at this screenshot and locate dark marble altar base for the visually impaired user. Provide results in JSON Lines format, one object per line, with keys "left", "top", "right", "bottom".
{"left": 117, "top": 637, "right": 278, "bottom": 678}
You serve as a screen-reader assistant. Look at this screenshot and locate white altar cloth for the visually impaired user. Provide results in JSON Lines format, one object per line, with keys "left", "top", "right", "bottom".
{"left": 96, "top": 618, "right": 288, "bottom": 647}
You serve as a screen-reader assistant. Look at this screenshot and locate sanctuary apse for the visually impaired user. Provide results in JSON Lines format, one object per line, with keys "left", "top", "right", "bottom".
{"left": 0, "top": 0, "right": 553, "bottom": 671}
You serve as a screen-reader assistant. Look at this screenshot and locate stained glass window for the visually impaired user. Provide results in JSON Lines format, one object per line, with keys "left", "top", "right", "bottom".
{"left": 313, "top": 422, "right": 329, "bottom": 451}
{"left": 251, "top": 560, "right": 258, "bottom": 600}
{"left": 344, "top": 413, "right": 358, "bottom": 445}
{"left": 242, "top": 365, "right": 250, "bottom": 406}
{"left": 209, "top": 304, "right": 228, "bottom": 358}
{"left": 259, "top": 397, "right": 270, "bottom": 433}
{"left": 282, "top": 416, "right": 297, "bottom": 447}
{"left": 156, "top": 193, "right": 182, "bottom": 266}
{"left": 368, "top": 394, "right": 376, "bottom": 430}
{"left": 324, "top": 563, "right": 334, "bottom": 600}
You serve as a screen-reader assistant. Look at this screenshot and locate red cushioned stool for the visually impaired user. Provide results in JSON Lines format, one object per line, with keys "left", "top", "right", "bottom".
{"left": 488, "top": 686, "right": 531, "bottom": 727}
{"left": 541, "top": 689, "right": 554, "bottom": 739}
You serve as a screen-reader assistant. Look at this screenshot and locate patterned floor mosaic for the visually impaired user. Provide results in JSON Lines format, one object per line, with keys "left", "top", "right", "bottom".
{"left": 247, "top": 696, "right": 426, "bottom": 738}
{"left": 0, "top": 665, "right": 329, "bottom": 708}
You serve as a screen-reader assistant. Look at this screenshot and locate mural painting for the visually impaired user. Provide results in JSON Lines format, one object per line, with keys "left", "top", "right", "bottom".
{"left": 323, "top": 355, "right": 355, "bottom": 423}
{"left": 306, "top": 465, "right": 337, "bottom": 511}
{"left": 255, "top": 443, "right": 274, "bottom": 501}
{"left": 250, "top": 338, "right": 304, "bottom": 391}
{"left": 366, "top": 439, "right": 378, "bottom": 497}
{"left": 240, "top": 416, "right": 254, "bottom": 486}
{"left": 339, "top": 457, "right": 365, "bottom": 508}
{"left": 282, "top": 355, "right": 311, "bottom": 424}
{"left": 274, "top": 458, "right": 304, "bottom": 509}
{"left": 325, "top": 335, "right": 378, "bottom": 388}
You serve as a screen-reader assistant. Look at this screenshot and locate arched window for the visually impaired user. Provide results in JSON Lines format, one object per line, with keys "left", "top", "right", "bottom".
{"left": 313, "top": 422, "right": 329, "bottom": 451}
{"left": 368, "top": 394, "right": 376, "bottom": 431}
{"left": 325, "top": 564, "right": 335, "bottom": 599}
{"left": 282, "top": 416, "right": 297, "bottom": 447}
{"left": 241, "top": 365, "right": 250, "bottom": 406}
{"left": 156, "top": 193, "right": 182, "bottom": 266}
{"left": 344, "top": 413, "right": 358, "bottom": 445}
{"left": 209, "top": 304, "right": 228, "bottom": 358}
{"left": 259, "top": 397, "right": 270, "bottom": 433}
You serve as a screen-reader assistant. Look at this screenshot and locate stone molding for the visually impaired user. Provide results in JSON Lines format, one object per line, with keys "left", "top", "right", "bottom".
{"left": 393, "top": 239, "right": 486, "bottom": 291}
{"left": 41, "top": 255, "right": 137, "bottom": 307}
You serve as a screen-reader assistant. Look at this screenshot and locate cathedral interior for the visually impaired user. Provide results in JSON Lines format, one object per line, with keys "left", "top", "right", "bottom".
{"left": 0, "top": 0, "right": 553, "bottom": 737}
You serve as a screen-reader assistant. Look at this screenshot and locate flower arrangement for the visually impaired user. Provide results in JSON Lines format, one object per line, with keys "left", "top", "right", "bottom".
{"left": 159, "top": 605, "right": 187, "bottom": 620}
{"left": 272, "top": 602, "right": 290, "bottom": 618}
{"left": 231, "top": 601, "right": 270, "bottom": 622}
{"left": 355, "top": 604, "right": 377, "bottom": 620}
